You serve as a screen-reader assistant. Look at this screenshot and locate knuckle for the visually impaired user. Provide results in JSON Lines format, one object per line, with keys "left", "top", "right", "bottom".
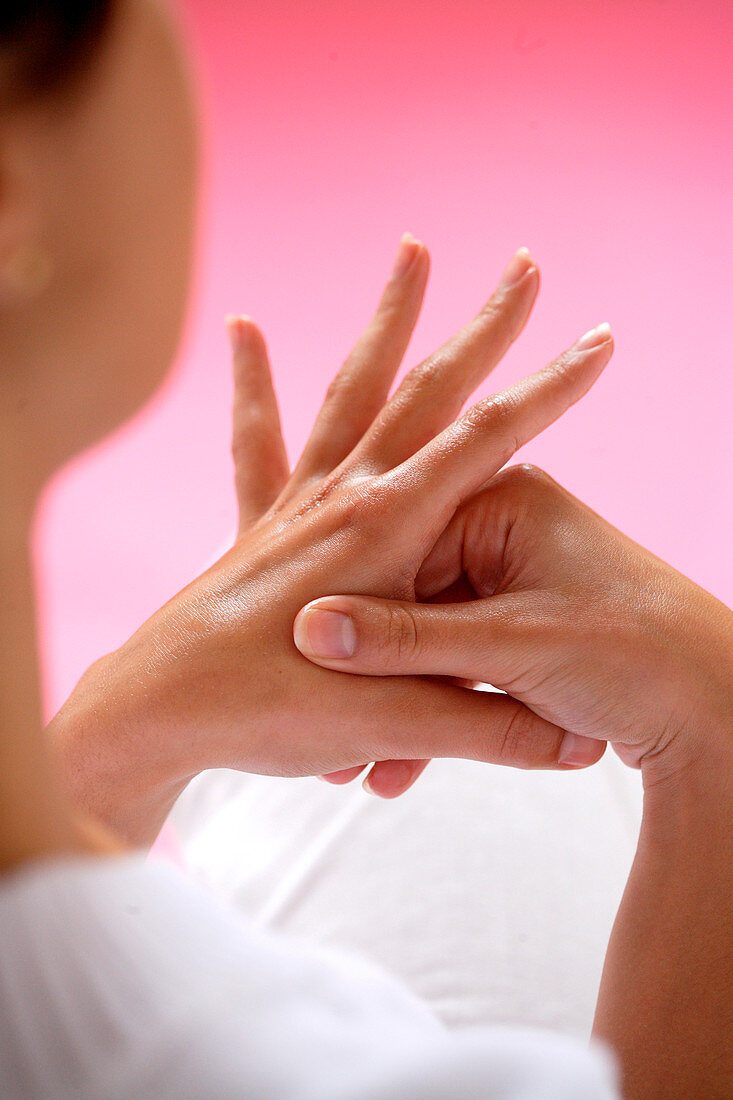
{"left": 323, "top": 371, "right": 353, "bottom": 408}
{"left": 478, "top": 296, "right": 501, "bottom": 320}
{"left": 233, "top": 400, "right": 276, "bottom": 435}
{"left": 497, "top": 702, "right": 531, "bottom": 764}
{"left": 416, "top": 353, "right": 449, "bottom": 387}
{"left": 382, "top": 603, "right": 421, "bottom": 663}
{"left": 478, "top": 297, "right": 507, "bottom": 327}
{"left": 545, "top": 349, "right": 575, "bottom": 381}
{"left": 231, "top": 416, "right": 273, "bottom": 458}
{"left": 492, "top": 463, "right": 565, "bottom": 519}
{"left": 375, "top": 291, "right": 404, "bottom": 321}
{"left": 463, "top": 391, "right": 516, "bottom": 433}
{"left": 485, "top": 391, "right": 519, "bottom": 428}
{"left": 400, "top": 353, "right": 449, "bottom": 399}
{"left": 334, "top": 478, "right": 383, "bottom": 537}
{"left": 461, "top": 393, "right": 521, "bottom": 467}
{"left": 501, "top": 462, "right": 553, "bottom": 494}
{"left": 477, "top": 293, "right": 521, "bottom": 338}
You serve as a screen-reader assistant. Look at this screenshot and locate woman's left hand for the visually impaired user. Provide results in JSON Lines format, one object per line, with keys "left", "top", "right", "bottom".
{"left": 49, "top": 237, "right": 612, "bottom": 845}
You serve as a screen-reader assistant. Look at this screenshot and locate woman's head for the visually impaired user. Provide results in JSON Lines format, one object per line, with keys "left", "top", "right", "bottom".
{"left": 0, "top": 0, "right": 198, "bottom": 495}
{"left": 0, "top": 2, "right": 117, "bottom": 108}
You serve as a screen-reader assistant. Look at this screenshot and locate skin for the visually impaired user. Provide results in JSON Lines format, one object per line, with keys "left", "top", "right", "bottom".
{"left": 0, "top": 0, "right": 198, "bottom": 486}
{"left": 0, "top": 0, "right": 609, "bottom": 864}
{"left": 0, "top": 0, "right": 196, "bottom": 866}
{"left": 295, "top": 464, "right": 733, "bottom": 793}
{"left": 292, "top": 481, "right": 733, "bottom": 1098}
{"left": 1, "top": 0, "right": 730, "bottom": 1095}
{"left": 50, "top": 244, "right": 614, "bottom": 845}
{"left": 4, "top": 0, "right": 614, "bottom": 863}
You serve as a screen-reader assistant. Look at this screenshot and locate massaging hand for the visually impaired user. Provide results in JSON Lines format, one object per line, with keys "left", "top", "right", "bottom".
{"left": 295, "top": 463, "right": 733, "bottom": 796}
{"left": 52, "top": 237, "right": 614, "bottom": 844}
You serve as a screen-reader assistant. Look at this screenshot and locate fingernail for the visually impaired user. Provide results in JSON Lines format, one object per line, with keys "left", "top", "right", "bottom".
{"left": 574, "top": 322, "right": 612, "bottom": 352}
{"left": 362, "top": 771, "right": 379, "bottom": 796}
{"left": 558, "top": 732, "right": 598, "bottom": 767}
{"left": 225, "top": 314, "right": 253, "bottom": 353}
{"left": 392, "top": 232, "right": 421, "bottom": 278}
{"left": 295, "top": 608, "right": 356, "bottom": 659}
{"left": 498, "top": 246, "right": 534, "bottom": 291}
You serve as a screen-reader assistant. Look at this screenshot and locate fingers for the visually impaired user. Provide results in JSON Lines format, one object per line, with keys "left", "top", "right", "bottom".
{"left": 363, "top": 759, "right": 430, "bottom": 797}
{"left": 381, "top": 323, "right": 614, "bottom": 533}
{"left": 363, "top": 670, "right": 603, "bottom": 770}
{"left": 227, "top": 315, "right": 290, "bottom": 535}
{"left": 345, "top": 247, "right": 539, "bottom": 476}
{"left": 359, "top": 676, "right": 471, "bottom": 800}
{"left": 283, "top": 234, "right": 430, "bottom": 495}
{"left": 319, "top": 759, "right": 430, "bottom": 796}
{"left": 294, "top": 595, "right": 605, "bottom": 773}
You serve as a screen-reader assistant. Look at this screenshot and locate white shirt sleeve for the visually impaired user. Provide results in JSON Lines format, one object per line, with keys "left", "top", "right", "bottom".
{"left": 0, "top": 855, "right": 621, "bottom": 1100}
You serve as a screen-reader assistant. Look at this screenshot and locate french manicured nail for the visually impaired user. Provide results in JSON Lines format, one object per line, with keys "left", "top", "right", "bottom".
{"left": 392, "top": 232, "right": 421, "bottom": 278}
{"left": 498, "top": 246, "right": 534, "bottom": 291}
{"left": 295, "top": 608, "right": 356, "bottom": 659}
{"left": 574, "top": 322, "right": 612, "bottom": 352}
{"left": 362, "top": 771, "right": 379, "bottom": 796}
{"left": 558, "top": 731, "right": 598, "bottom": 767}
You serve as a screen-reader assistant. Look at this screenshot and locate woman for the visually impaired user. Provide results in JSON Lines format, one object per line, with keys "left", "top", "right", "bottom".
{"left": 1, "top": 2, "right": 731, "bottom": 1099}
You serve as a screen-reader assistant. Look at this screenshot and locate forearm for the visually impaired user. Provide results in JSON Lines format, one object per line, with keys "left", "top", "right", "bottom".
{"left": 46, "top": 650, "right": 196, "bottom": 849}
{"left": 592, "top": 727, "right": 733, "bottom": 1099}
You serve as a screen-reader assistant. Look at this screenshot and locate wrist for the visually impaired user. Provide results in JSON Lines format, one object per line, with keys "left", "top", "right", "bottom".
{"left": 640, "top": 708, "right": 733, "bottom": 801}
{"left": 637, "top": 575, "right": 733, "bottom": 785}
{"left": 596, "top": 704, "right": 733, "bottom": 1100}
{"left": 48, "top": 649, "right": 197, "bottom": 847}
{"left": 642, "top": 624, "right": 733, "bottom": 793}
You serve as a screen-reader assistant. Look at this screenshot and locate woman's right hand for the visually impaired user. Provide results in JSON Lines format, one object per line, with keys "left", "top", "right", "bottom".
{"left": 294, "top": 463, "right": 733, "bottom": 793}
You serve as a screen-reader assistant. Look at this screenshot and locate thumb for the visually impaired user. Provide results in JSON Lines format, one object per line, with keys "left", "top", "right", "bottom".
{"left": 293, "top": 593, "right": 510, "bottom": 682}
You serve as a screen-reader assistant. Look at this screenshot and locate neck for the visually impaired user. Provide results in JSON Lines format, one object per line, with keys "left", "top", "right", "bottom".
{"left": 0, "top": 458, "right": 77, "bottom": 870}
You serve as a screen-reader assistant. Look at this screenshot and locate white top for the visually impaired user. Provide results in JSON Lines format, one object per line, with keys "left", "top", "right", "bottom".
{"left": 171, "top": 751, "right": 642, "bottom": 1038}
{"left": 0, "top": 855, "right": 621, "bottom": 1099}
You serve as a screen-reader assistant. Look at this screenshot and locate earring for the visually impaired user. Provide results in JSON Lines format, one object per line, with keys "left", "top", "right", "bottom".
{"left": 0, "top": 242, "right": 54, "bottom": 300}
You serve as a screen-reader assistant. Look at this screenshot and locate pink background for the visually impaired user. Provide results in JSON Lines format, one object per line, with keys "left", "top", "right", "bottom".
{"left": 35, "top": 0, "right": 732, "bottom": 720}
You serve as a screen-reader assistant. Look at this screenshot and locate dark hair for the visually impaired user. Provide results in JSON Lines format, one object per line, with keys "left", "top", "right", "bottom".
{"left": 0, "top": 1, "right": 115, "bottom": 105}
